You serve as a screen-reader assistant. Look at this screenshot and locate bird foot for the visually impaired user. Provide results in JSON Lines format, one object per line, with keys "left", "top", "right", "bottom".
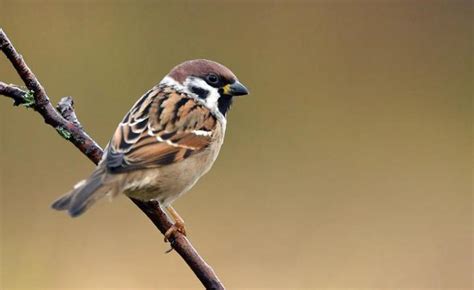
{"left": 164, "top": 221, "right": 187, "bottom": 242}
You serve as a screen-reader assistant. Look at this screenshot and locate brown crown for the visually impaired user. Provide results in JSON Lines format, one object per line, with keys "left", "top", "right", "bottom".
{"left": 168, "top": 59, "right": 237, "bottom": 84}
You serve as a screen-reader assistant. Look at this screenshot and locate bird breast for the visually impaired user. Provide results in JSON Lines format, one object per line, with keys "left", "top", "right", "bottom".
{"left": 123, "top": 122, "right": 225, "bottom": 205}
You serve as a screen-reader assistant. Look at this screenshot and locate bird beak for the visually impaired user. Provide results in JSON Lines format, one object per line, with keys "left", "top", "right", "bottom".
{"left": 223, "top": 81, "right": 249, "bottom": 96}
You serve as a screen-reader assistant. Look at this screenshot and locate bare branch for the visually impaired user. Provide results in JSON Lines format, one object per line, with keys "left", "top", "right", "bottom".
{"left": 57, "top": 96, "right": 83, "bottom": 129}
{"left": 0, "top": 81, "right": 29, "bottom": 106}
{"left": 0, "top": 29, "right": 103, "bottom": 163}
{"left": 0, "top": 29, "right": 225, "bottom": 289}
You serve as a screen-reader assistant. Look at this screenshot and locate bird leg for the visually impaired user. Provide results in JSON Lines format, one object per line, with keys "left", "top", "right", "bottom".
{"left": 164, "top": 206, "right": 187, "bottom": 242}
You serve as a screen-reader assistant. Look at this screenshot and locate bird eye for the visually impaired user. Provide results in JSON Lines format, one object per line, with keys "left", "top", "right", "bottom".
{"left": 206, "top": 73, "right": 219, "bottom": 84}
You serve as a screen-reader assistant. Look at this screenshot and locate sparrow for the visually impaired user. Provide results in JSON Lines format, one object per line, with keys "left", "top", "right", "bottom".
{"left": 51, "top": 59, "right": 249, "bottom": 240}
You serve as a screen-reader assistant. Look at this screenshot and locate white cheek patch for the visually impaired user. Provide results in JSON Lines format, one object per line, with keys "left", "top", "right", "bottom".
{"left": 159, "top": 75, "right": 227, "bottom": 125}
{"left": 183, "top": 77, "right": 220, "bottom": 111}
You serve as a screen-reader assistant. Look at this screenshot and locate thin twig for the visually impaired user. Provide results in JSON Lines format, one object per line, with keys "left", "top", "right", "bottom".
{"left": 0, "top": 81, "right": 28, "bottom": 106}
{"left": 0, "top": 29, "right": 103, "bottom": 162}
{"left": 57, "top": 96, "right": 83, "bottom": 129}
{"left": 0, "top": 29, "right": 225, "bottom": 289}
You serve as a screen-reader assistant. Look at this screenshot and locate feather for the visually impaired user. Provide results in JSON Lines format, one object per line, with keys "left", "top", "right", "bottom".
{"left": 105, "top": 87, "right": 218, "bottom": 174}
{"left": 51, "top": 167, "right": 116, "bottom": 217}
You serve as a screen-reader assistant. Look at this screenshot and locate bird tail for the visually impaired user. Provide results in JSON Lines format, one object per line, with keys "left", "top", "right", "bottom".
{"left": 51, "top": 167, "right": 114, "bottom": 217}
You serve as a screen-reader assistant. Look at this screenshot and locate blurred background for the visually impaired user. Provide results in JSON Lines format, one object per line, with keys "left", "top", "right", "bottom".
{"left": 0, "top": 1, "right": 472, "bottom": 289}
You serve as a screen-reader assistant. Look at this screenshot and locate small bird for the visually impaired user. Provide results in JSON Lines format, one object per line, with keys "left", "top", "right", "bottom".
{"left": 52, "top": 59, "right": 249, "bottom": 240}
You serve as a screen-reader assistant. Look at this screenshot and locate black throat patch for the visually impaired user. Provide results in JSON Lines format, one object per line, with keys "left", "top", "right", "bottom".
{"left": 217, "top": 95, "right": 233, "bottom": 116}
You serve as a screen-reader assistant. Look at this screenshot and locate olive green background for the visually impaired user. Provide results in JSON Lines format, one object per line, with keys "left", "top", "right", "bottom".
{"left": 0, "top": 1, "right": 472, "bottom": 289}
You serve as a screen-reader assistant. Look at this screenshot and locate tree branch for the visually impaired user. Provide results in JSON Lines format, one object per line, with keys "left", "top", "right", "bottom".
{"left": 0, "top": 82, "right": 28, "bottom": 106}
{"left": 0, "top": 29, "right": 225, "bottom": 289}
{"left": 56, "top": 96, "right": 83, "bottom": 129}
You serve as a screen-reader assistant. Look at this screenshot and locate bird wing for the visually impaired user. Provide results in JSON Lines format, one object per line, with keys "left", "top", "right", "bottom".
{"left": 105, "top": 86, "right": 218, "bottom": 173}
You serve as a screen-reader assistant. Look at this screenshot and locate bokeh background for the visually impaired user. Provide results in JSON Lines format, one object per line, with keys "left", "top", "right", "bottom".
{"left": 0, "top": 1, "right": 472, "bottom": 289}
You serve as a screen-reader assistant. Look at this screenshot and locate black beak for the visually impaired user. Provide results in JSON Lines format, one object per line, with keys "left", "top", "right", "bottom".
{"left": 226, "top": 81, "right": 249, "bottom": 96}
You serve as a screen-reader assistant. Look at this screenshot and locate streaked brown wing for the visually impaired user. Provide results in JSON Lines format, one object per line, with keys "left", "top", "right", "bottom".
{"left": 105, "top": 86, "right": 217, "bottom": 173}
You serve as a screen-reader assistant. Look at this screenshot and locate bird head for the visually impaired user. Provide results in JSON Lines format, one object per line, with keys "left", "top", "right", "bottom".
{"left": 162, "top": 59, "right": 249, "bottom": 116}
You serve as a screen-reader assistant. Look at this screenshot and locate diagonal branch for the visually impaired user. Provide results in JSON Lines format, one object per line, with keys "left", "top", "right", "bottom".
{"left": 0, "top": 29, "right": 225, "bottom": 289}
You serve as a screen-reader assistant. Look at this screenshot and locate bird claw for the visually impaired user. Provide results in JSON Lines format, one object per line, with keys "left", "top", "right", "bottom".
{"left": 164, "top": 222, "right": 186, "bottom": 243}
